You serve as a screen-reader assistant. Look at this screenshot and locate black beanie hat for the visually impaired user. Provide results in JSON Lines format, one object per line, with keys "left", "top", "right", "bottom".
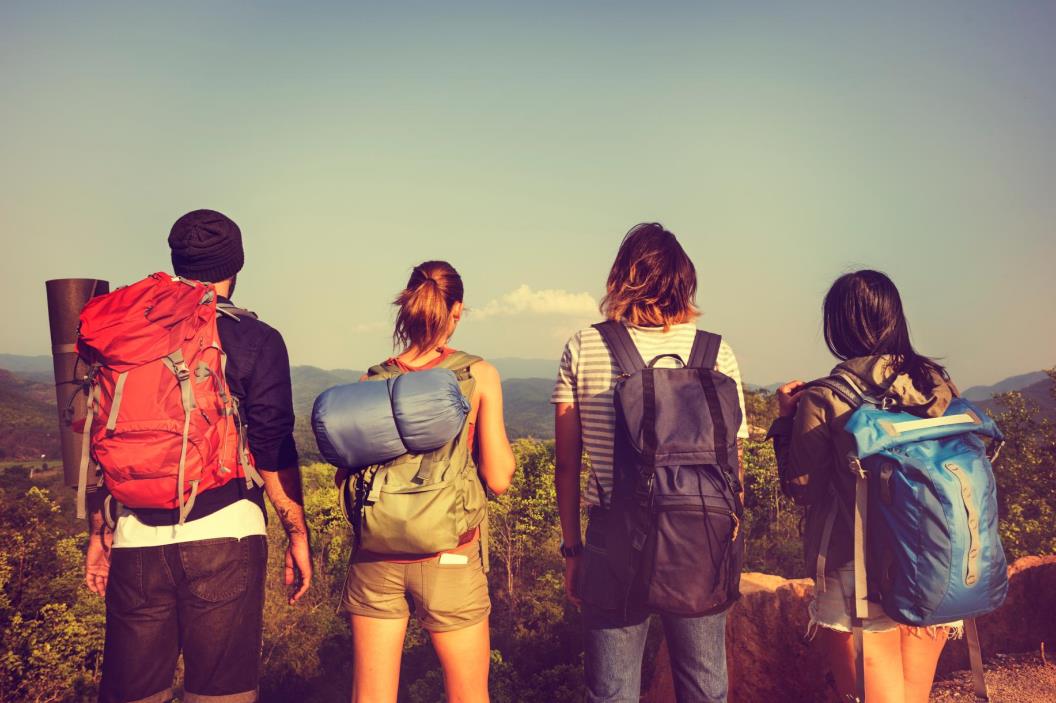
{"left": 168, "top": 209, "right": 245, "bottom": 283}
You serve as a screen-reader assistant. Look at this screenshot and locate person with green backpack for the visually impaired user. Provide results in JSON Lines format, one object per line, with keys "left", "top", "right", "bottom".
{"left": 332, "top": 260, "right": 515, "bottom": 703}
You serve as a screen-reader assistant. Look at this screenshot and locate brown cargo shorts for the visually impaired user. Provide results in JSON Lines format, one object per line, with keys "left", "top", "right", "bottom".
{"left": 341, "top": 537, "right": 491, "bottom": 633}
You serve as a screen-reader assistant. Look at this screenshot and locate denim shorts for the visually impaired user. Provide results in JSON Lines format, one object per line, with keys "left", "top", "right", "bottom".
{"left": 100, "top": 535, "right": 268, "bottom": 703}
{"left": 809, "top": 564, "right": 963, "bottom": 639}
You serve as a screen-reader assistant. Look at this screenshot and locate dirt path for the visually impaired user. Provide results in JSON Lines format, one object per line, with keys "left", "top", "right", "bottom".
{"left": 930, "top": 653, "right": 1056, "bottom": 702}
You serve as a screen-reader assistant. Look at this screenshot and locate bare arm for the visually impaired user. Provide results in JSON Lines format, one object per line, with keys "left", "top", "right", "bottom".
{"left": 260, "top": 467, "right": 312, "bottom": 604}
{"left": 554, "top": 402, "right": 583, "bottom": 547}
{"left": 471, "top": 361, "right": 515, "bottom": 495}
{"left": 554, "top": 401, "right": 584, "bottom": 606}
{"left": 84, "top": 490, "right": 112, "bottom": 597}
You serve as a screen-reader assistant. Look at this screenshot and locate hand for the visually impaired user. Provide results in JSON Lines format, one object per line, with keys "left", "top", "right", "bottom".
{"left": 563, "top": 555, "right": 582, "bottom": 608}
{"left": 285, "top": 535, "right": 313, "bottom": 605}
{"left": 85, "top": 528, "right": 113, "bottom": 597}
{"left": 777, "top": 380, "right": 807, "bottom": 417}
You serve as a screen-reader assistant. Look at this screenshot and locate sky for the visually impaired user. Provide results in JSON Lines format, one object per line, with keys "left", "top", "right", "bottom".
{"left": 1, "top": 2, "right": 1053, "bottom": 388}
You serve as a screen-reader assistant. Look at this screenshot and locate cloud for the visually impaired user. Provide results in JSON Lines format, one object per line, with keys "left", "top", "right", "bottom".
{"left": 470, "top": 285, "right": 598, "bottom": 320}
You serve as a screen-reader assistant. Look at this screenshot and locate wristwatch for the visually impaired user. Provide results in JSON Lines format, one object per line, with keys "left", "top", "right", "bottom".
{"left": 559, "top": 541, "right": 583, "bottom": 558}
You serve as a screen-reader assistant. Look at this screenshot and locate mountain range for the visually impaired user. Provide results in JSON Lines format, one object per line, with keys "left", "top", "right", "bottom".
{"left": 0, "top": 353, "right": 1050, "bottom": 462}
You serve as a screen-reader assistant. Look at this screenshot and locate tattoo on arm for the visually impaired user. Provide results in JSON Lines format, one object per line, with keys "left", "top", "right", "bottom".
{"left": 262, "top": 469, "right": 309, "bottom": 539}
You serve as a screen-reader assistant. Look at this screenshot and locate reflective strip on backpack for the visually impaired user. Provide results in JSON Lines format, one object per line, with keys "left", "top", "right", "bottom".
{"left": 163, "top": 351, "right": 197, "bottom": 524}
{"left": 75, "top": 377, "right": 98, "bottom": 520}
{"left": 883, "top": 413, "right": 980, "bottom": 435}
{"left": 104, "top": 371, "right": 128, "bottom": 434}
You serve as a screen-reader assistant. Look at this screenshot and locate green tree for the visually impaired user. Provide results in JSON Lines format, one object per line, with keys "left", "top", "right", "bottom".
{"left": 988, "top": 369, "right": 1056, "bottom": 559}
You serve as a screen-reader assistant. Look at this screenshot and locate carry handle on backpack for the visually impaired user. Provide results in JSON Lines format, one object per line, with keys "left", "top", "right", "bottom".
{"left": 807, "top": 373, "right": 990, "bottom": 703}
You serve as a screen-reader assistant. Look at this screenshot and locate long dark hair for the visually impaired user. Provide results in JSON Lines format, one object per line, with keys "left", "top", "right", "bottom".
{"left": 392, "top": 261, "right": 463, "bottom": 352}
{"left": 823, "top": 269, "right": 946, "bottom": 393}
{"left": 600, "top": 223, "right": 699, "bottom": 330}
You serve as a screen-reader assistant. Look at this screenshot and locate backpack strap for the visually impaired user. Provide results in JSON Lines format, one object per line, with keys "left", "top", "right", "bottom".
{"left": 216, "top": 302, "right": 258, "bottom": 321}
{"left": 686, "top": 331, "right": 722, "bottom": 370}
{"left": 592, "top": 321, "right": 646, "bottom": 375}
{"left": 808, "top": 373, "right": 869, "bottom": 409}
{"left": 161, "top": 349, "right": 201, "bottom": 524}
{"left": 436, "top": 351, "right": 483, "bottom": 381}
{"left": 75, "top": 366, "right": 99, "bottom": 520}
{"left": 965, "top": 617, "right": 990, "bottom": 701}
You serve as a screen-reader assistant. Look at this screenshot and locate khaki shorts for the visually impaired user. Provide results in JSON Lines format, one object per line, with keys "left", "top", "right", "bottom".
{"left": 341, "top": 538, "right": 491, "bottom": 633}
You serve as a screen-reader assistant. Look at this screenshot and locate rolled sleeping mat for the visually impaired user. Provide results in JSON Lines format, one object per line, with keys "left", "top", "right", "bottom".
{"left": 312, "top": 367, "right": 470, "bottom": 470}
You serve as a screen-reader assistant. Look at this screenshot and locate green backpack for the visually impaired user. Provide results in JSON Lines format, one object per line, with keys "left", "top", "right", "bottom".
{"left": 339, "top": 351, "right": 489, "bottom": 560}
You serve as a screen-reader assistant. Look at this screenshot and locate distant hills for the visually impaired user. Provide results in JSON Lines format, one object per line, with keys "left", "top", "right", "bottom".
{"left": 961, "top": 371, "right": 1051, "bottom": 401}
{"left": 0, "top": 369, "right": 60, "bottom": 460}
{"left": 0, "top": 352, "right": 1050, "bottom": 462}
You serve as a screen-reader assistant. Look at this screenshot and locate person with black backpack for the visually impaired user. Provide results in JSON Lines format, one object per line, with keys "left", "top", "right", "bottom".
{"left": 552, "top": 223, "right": 749, "bottom": 703}
{"left": 767, "top": 270, "right": 1007, "bottom": 703}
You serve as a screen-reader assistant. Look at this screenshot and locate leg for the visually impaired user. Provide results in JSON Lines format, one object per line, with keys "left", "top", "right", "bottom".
{"left": 99, "top": 546, "right": 180, "bottom": 703}
{"left": 343, "top": 556, "right": 415, "bottom": 703}
{"left": 176, "top": 535, "right": 268, "bottom": 703}
{"left": 815, "top": 627, "right": 905, "bottom": 703}
{"left": 429, "top": 618, "right": 491, "bottom": 703}
{"left": 900, "top": 626, "right": 949, "bottom": 703}
{"left": 583, "top": 606, "right": 651, "bottom": 703}
{"left": 350, "top": 614, "right": 410, "bottom": 703}
{"left": 660, "top": 610, "right": 728, "bottom": 703}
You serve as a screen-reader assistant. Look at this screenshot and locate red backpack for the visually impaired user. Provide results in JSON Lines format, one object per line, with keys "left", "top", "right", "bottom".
{"left": 75, "top": 273, "right": 263, "bottom": 524}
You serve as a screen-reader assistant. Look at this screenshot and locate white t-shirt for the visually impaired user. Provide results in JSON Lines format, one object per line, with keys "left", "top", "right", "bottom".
{"left": 111, "top": 499, "right": 266, "bottom": 548}
{"left": 551, "top": 322, "right": 750, "bottom": 507}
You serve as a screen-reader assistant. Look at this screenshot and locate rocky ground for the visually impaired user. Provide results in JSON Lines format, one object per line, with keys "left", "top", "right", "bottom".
{"left": 930, "top": 653, "right": 1056, "bottom": 703}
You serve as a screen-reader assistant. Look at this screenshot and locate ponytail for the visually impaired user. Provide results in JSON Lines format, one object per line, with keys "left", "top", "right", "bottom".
{"left": 393, "top": 261, "right": 464, "bottom": 352}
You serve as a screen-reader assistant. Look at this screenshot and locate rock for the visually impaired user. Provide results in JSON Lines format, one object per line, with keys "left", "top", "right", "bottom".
{"left": 642, "top": 556, "right": 1056, "bottom": 701}
{"left": 642, "top": 572, "right": 836, "bottom": 703}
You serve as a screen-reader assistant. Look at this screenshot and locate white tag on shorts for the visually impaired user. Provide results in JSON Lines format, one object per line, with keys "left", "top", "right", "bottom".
{"left": 438, "top": 552, "right": 469, "bottom": 565}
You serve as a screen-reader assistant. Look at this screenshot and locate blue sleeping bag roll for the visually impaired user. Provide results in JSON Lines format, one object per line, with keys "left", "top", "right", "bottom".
{"left": 312, "top": 368, "right": 471, "bottom": 470}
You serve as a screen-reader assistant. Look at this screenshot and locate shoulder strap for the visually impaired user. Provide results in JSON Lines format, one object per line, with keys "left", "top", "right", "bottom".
{"left": 366, "top": 363, "right": 397, "bottom": 379}
{"left": 592, "top": 321, "right": 646, "bottom": 375}
{"left": 687, "top": 330, "right": 722, "bottom": 370}
{"left": 216, "top": 301, "right": 258, "bottom": 321}
{"left": 808, "top": 373, "right": 868, "bottom": 410}
{"left": 437, "top": 351, "right": 482, "bottom": 373}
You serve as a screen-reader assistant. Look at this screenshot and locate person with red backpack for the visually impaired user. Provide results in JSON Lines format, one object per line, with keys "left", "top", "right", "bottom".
{"left": 81, "top": 209, "right": 311, "bottom": 703}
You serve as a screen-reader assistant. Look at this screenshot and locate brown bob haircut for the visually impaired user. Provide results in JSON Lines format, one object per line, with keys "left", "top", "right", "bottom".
{"left": 393, "top": 260, "right": 464, "bottom": 352}
{"left": 600, "top": 223, "right": 699, "bottom": 329}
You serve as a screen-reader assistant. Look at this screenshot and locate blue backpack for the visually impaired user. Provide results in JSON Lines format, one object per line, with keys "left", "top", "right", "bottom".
{"left": 813, "top": 374, "right": 1007, "bottom": 702}
{"left": 590, "top": 321, "right": 744, "bottom": 616}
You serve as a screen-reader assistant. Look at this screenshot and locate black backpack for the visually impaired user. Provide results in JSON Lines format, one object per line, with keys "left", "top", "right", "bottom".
{"left": 592, "top": 321, "right": 745, "bottom": 616}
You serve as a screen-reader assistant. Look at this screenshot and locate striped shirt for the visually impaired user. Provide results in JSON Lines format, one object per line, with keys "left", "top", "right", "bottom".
{"left": 550, "top": 322, "right": 750, "bottom": 507}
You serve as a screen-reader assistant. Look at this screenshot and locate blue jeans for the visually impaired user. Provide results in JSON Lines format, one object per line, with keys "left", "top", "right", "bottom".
{"left": 580, "top": 511, "right": 729, "bottom": 703}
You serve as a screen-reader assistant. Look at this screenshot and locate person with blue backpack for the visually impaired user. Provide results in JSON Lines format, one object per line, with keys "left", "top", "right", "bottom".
{"left": 768, "top": 270, "right": 1007, "bottom": 703}
{"left": 553, "top": 223, "right": 750, "bottom": 703}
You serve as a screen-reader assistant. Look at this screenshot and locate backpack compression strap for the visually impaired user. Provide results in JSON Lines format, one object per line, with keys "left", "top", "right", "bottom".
{"left": 592, "top": 321, "right": 646, "bottom": 375}
{"left": 686, "top": 331, "right": 722, "bottom": 370}
{"left": 216, "top": 302, "right": 259, "bottom": 321}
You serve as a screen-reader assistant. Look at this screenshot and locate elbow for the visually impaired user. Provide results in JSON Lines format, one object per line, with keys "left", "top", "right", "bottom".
{"left": 484, "top": 453, "right": 516, "bottom": 496}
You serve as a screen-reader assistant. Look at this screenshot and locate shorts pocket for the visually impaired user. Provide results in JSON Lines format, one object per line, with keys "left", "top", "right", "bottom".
{"left": 179, "top": 537, "right": 249, "bottom": 602}
{"left": 107, "top": 548, "right": 146, "bottom": 612}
